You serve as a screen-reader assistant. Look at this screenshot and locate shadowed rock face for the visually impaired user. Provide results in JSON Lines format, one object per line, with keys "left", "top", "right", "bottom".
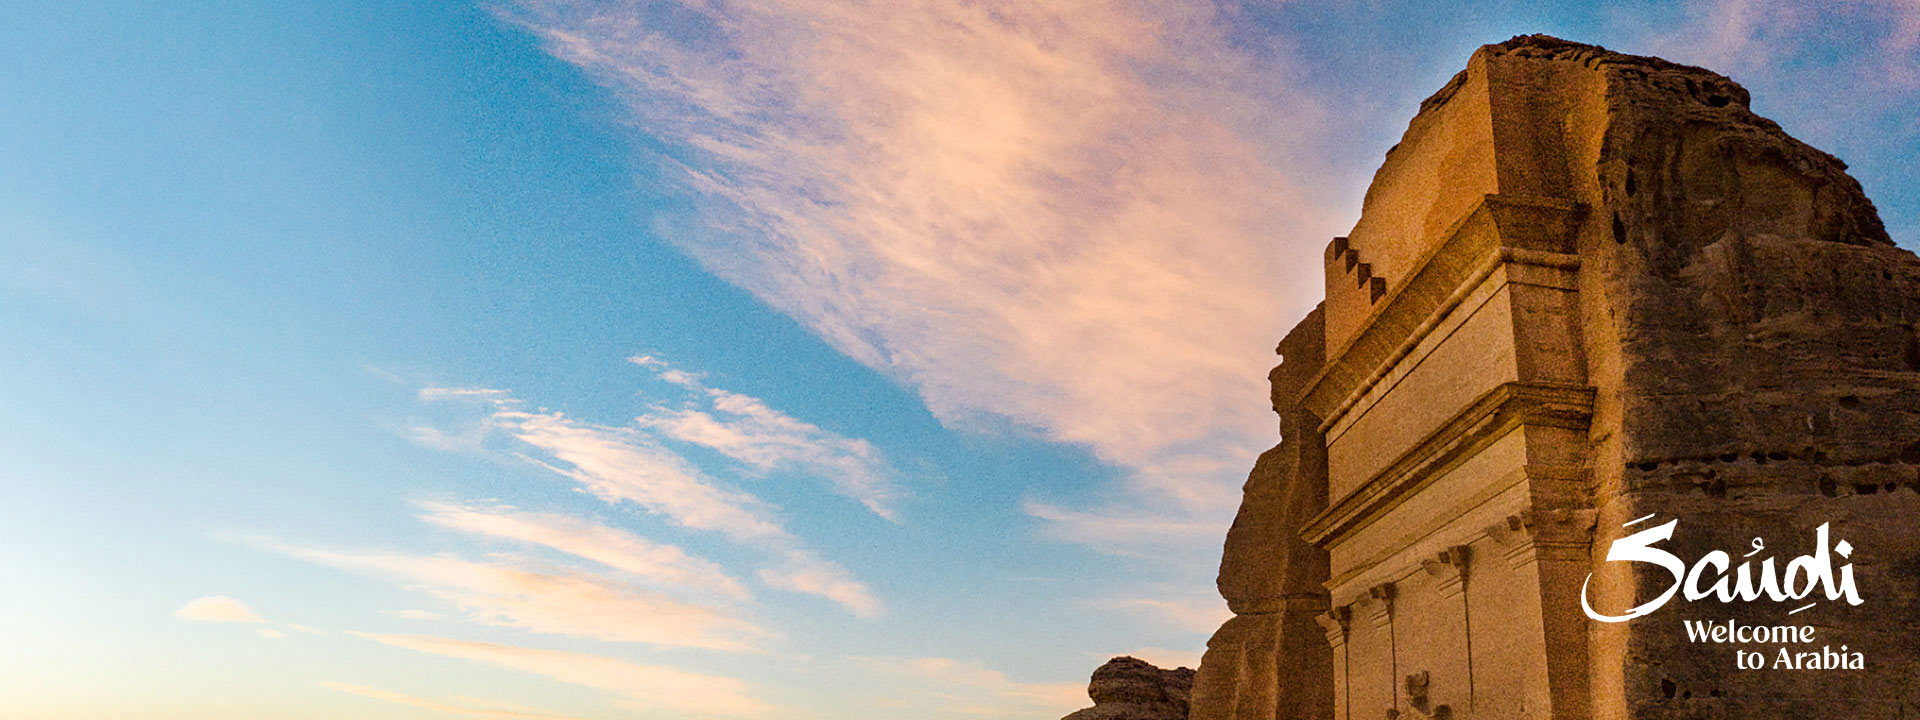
{"left": 1179, "top": 33, "right": 1919, "bottom": 720}
{"left": 1061, "top": 657, "right": 1195, "bottom": 720}
{"left": 1187, "top": 308, "right": 1331, "bottom": 720}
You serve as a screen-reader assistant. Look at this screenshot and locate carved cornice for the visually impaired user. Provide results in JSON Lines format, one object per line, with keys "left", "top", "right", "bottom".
{"left": 1301, "top": 381, "right": 1595, "bottom": 548}
{"left": 1298, "top": 193, "right": 1585, "bottom": 432}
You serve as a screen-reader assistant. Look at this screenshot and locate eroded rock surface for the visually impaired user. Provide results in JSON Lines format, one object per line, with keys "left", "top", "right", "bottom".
{"left": 1183, "top": 33, "right": 1919, "bottom": 720}
{"left": 1060, "top": 656, "right": 1194, "bottom": 720}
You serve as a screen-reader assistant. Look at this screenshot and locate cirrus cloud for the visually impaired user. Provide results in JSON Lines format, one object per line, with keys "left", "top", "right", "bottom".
{"left": 415, "top": 498, "right": 751, "bottom": 601}
{"left": 258, "top": 539, "right": 769, "bottom": 652}
{"left": 413, "top": 378, "right": 886, "bottom": 616}
{"left": 628, "top": 355, "right": 905, "bottom": 521}
{"left": 354, "top": 633, "right": 774, "bottom": 718}
{"left": 852, "top": 655, "right": 1087, "bottom": 717}
{"left": 497, "top": 0, "right": 1348, "bottom": 554}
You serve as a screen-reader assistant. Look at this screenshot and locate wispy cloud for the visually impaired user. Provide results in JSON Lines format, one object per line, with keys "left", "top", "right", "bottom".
{"left": 355, "top": 633, "right": 773, "bottom": 718}
{"left": 1020, "top": 501, "right": 1225, "bottom": 557}
{"left": 1097, "top": 594, "right": 1232, "bottom": 635}
{"left": 418, "top": 380, "right": 885, "bottom": 616}
{"left": 498, "top": 0, "right": 1346, "bottom": 552}
{"left": 1591, "top": 0, "right": 1920, "bottom": 247}
{"left": 756, "top": 548, "right": 881, "bottom": 618}
{"left": 175, "top": 595, "right": 330, "bottom": 640}
{"left": 500, "top": 409, "right": 788, "bottom": 542}
{"left": 1616, "top": 0, "right": 1920, "bottom": 152}
{"left": 420, "top": 387, "right": 516, "bottom": 403}
{"left": 259, "top": 541, "right": 768, "bottom": 651}
{"left": 175, "top": 595, "right": 267, "bottom": 624}
{"left": 415, "top": 499, "right": 750, "bottom": 601}
{"left": 319, "top": 681, "right": 589, "bottom": 720}
{"left": 494, "top": 0, "right": 1920, "bottom": 563}
{"left": 628, "top": 355, "right": 904, "bottom": 521}
{"left": 854, "top": 656, "right": 1086, "bottom": 717}
{"left": 1627, "top": 0, "right": 1918, "bottom": 91}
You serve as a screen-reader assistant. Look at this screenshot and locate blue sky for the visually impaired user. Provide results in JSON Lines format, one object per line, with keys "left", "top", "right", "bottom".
{"left": 1, "top": 1, "right": 1913, "bottom": 718}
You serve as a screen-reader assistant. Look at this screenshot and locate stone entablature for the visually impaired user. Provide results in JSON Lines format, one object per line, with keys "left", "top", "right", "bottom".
{"left": 1308, "top": 194, "right": 1587, "bottom": 503}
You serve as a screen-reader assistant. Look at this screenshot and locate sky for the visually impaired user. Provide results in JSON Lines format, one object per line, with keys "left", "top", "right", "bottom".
{"left": 0, "top": 1, "right": 1914, "bottom": 718}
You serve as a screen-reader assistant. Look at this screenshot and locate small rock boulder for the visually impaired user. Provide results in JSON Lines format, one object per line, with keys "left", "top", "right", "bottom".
{"left": 1061, "top": 656, "right": 1194, "bottom": 720}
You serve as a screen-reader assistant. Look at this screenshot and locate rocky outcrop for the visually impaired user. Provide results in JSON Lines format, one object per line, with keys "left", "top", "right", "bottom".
{"left": 1189, "top": 309, "right": 1333, "bottom": 720}
{"left": 1060, "top": 656, "right": 1194, "bottom": 720}
{"left": 1190, "top": 33, "right": 1920, "bottom": 720}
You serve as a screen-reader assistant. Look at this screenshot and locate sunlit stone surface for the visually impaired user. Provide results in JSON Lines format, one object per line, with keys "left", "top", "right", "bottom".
{"left": 1184, "top": 34, "right": 1920, "bottom": 720}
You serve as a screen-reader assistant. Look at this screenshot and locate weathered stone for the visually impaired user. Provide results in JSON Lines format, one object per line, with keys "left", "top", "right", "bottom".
{"left": 1192, "top": 33, "right": 1920, "bottom": 720}
{"left": 1061, "top": 656, "right": 1194, "bottom": 720}
{"left": 1191, "top": 308, "right": 1335, "bottom": 720}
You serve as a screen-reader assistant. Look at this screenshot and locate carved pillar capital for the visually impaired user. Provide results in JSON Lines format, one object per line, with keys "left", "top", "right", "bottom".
{"left": 1364, "top": 582, "right": 1395, "bottom": 628}
{"left": 1315, "top": 605, "right": 1353, "bottom": 648}
{"left": 1484, "top": 513, "right": 1535, "bottom": 569}
{"left": 1420, "top": 545, "right": 1471, "bottom": 598}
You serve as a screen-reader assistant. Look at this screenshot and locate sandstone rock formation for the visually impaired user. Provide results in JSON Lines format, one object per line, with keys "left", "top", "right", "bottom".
{"left": 1188, "top": 309, "right": 1334, "bottom": 720}
{"left": 1189, "top": 34, "right": 1919, "bottom": 720}
{"left": 1062, "top": 656, "right": 1195, "bottom": 720}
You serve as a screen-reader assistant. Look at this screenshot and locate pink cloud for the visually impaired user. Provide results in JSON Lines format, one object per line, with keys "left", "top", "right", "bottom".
{"left": 354, "top": 633, "right": 773, "bottom": 718}
{"left": 627, "top": 355, "right": 905, "bottom": 521}
{"left": 852, "top": 655, "right": 1087, "bottom": 717}
{"left": 1616, "top": 0, "right": 1920, "bottom": 148}
{"left": 499, "top": 0, "right": 1348, "bottom": 551}
{"left": 415, "top": 499, "right": 751, "bottom": 601}
{"left": 1097, "top": 594, "right": 1233, "bottom": 635}
{"left": 261, "top": 541, "right": 769, "bottom": 651}
{"left": 499, "top": 409, "right": 789, "bottom": 543}
{"left": 415, "top": 384, "right": 886, "bottom": 616}
{"left": 756, "top": 548, "right": 882, "bottom": 618}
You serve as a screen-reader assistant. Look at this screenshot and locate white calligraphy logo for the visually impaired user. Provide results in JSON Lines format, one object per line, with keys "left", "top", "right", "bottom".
{"left": 1580, "top": 519, "right": 1862, "bottom": 623}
